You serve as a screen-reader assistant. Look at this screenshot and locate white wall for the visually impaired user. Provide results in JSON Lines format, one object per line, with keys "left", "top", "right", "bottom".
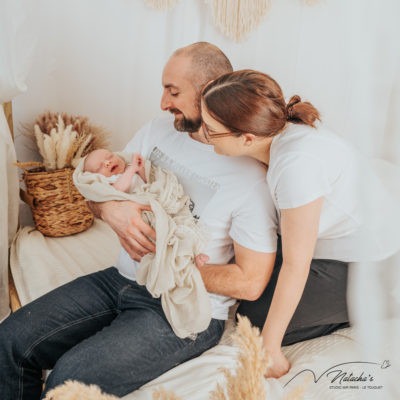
{"left": 12, "top": 0, "right": 400, "bottom": 162}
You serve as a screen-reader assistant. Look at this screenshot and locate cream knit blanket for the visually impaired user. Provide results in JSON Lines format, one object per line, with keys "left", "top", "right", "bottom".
{"left": 73, "top": 153, "right": 211, "bottom": 338}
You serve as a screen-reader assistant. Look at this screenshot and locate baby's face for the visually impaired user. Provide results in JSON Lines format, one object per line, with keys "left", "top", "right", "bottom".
{"left": 84, "top": 149, "right": 126, "bottom": 177}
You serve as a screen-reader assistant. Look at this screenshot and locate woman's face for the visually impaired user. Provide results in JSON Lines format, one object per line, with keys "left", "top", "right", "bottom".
{"left": 200, "top": 102, "right": 247, "bottom": 157}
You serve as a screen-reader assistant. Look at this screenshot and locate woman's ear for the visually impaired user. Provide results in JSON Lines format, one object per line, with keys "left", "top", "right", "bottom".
{"left": 242, "top": 133, "right": 258, "bottom": 146}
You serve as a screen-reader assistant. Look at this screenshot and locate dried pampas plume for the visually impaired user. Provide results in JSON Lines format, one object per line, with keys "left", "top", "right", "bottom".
{"left": 34, "top": 111, "right": 111, "bottom": 154}
{"left": 152, "top": 386, "right": 184, "bottom": 400}
{"left": 23, "top": 111, "right": 111, "bottom": 171}
{"left": 210, "top": 314, "right": 272, "bottom": 400}
{"left": 44, "top": 379, "right": 120, "bottom": 399}
{"left": 283, "top": 375, "right": 311, "bottom": 400}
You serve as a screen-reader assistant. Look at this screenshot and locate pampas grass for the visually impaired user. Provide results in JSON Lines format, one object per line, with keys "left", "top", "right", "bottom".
{"left": 283, "top": 375, "right": 311, "bottom": 400}
{"left": 23, "top": 111, "right": 111, "bottom": 171}
{"left": 209, "top": 314, "right": 272, "bottom": 400}
{"left": 152, "top": 387, "right": 184, "bottom": 400}
{"left": 43, "top": 380, "right": 119, "bottom": 400}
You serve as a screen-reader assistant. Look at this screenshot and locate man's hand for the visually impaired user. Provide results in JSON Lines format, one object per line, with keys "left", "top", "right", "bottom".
{"left": 264, "top": 348, "right": 290, "bottom": 379}
{"left": 99, "top": 200, "right": 156, "bottom": 261}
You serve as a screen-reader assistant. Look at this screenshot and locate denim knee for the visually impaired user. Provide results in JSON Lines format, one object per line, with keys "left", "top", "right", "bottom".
{"left": 43, "top": 348, "right": 99, "bottom": 394}
{"left": 0, "top": 313, "right": 27, "bottom": 361}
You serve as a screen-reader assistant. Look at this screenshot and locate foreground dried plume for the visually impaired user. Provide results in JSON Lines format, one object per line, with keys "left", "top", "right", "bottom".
{"left": 210, "top": 314, "right": 272, "bottom": 400}
{"left": 153, "top": 386, "right": 184, "bottom": 400}
{"left": 44, "top": 380, "right": 119, "bottom": 400}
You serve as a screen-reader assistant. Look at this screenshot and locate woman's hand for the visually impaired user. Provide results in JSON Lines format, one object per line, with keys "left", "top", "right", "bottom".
{"left": 194, "top": 253, "right": 210, "bottom": 268}
{"left": 99, "top": 200, "right": 156, "bottom": 261}
{"left": 264, "top": 348, "right": 290, "bottom": 379}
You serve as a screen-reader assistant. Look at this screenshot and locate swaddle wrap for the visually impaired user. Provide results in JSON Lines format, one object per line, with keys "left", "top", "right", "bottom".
{"left": 73, "top": 153, "right": 211, "bottom": 338}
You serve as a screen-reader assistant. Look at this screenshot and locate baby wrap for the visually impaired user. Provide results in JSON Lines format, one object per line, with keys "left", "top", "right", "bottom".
{"left": 73, "top": 153, "right": 211, "bottom": 338}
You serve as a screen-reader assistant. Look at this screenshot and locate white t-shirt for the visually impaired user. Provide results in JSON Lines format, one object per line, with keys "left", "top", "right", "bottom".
{"left": 268, "top": 123, "right": 400, "bottom": 262}
{"left": 116, "top": 115, "right": 278, "bottom": 320}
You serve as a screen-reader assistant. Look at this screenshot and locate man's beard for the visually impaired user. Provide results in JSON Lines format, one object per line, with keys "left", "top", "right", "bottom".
{"left": 170, "top": 109, "right": 201, "bottom": 133}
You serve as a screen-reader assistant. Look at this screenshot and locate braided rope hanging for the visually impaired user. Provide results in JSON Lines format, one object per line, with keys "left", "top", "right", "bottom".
{"left": 143, "top": 0, "right": 319, "bottom": 42}
{"left": 144, "top": 0, "right": 181, "bottom": 9}
{"left": 206, "top": 0, "right": 271, "bottom": 42}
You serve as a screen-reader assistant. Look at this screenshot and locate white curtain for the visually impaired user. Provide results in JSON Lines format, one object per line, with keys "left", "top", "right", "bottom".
{"left": 4, "top": 0, "right": 400, "bottom": 395}
{"left": 11, "top": 0, "right": 400, "bottom": 161}
{"left": 0, "top": 0, "right": 36, "bottom": 321}
{"left": 0, "top": 109, "right": 19, "bottom": 322}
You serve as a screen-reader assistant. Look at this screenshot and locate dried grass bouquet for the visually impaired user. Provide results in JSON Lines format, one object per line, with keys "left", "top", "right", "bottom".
{"left": 25, "top": 111, "right": 111, "bottom": 171}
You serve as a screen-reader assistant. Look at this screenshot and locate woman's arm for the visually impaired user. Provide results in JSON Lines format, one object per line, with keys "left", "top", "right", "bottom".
{"left": 261, "top": 197, "right": 323, "bottom": 378}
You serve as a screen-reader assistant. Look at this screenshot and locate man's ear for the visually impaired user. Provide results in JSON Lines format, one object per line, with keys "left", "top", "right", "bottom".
{"left": 242, "top": 133, "right": 258, "bottom": 146}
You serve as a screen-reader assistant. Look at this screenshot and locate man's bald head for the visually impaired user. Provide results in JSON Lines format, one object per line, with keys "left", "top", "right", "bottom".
{"left": 173, "top": 42, "right": 233, "bottom": 94}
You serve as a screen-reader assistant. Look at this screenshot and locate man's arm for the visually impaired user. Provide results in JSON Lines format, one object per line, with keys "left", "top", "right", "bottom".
{"left": 87, "top": 200, "right": 156, "bottom": 261}
{"left": 197, "top": 241, "right": 276, "bottom": 300}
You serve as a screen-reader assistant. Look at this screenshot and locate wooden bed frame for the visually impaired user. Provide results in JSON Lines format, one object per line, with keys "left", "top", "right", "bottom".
{"left": 3, "top": 101, "right": 22, "bottom": 312}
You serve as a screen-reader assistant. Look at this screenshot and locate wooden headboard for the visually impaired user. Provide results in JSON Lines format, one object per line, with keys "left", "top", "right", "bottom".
{"left": 3, "top": 101, "right": 14, "bottom": 139}
{"left": 3, "top": 101, "right": 21, "bottom": 312}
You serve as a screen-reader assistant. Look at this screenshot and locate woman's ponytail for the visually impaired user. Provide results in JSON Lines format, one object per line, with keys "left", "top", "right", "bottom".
{"left": 202, "top": 70, "right": 321, "bottom": 139}
{"left": 286, "top": 95, "right": 320, "bottom": 128}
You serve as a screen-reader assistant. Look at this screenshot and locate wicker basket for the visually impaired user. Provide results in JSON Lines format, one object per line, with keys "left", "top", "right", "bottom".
{"left": 16, "top": 162, "right": 94, "bottom": 237}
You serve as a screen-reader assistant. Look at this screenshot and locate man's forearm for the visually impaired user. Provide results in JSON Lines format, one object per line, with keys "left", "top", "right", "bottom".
{"left": 198, "top": 263, "right": 266, "bottom": 300}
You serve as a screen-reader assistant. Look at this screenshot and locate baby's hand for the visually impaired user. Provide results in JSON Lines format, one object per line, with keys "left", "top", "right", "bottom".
{"left": 130, "top": 153, "right": 144, "bottom": 171}
{"left": 194, "top": 253, "right": 210, "bottom": 268}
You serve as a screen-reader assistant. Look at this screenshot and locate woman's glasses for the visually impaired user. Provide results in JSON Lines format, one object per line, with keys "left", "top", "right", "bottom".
{"left": 201, "top": 120, "right": 240, "bottom": 143}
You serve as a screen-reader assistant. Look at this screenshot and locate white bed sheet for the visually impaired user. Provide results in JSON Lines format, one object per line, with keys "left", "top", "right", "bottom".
{"left": 10, "top": 220, "right": 398, "bottom": 399}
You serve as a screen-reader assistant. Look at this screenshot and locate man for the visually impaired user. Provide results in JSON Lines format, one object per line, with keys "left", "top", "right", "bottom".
{"left": 0, "top": 42, "right": 278, "bottom": 399}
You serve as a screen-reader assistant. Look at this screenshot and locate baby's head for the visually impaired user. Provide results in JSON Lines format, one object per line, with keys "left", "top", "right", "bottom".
{"left": 84, "top": 149, "right": 126, "bottom": 177}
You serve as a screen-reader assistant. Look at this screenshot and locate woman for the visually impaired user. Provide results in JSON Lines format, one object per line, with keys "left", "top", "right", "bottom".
{"left": 200, "top": 70, "right": 399, "bottom": 378}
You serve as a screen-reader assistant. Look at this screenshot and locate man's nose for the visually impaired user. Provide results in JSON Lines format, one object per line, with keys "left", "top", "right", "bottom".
{"left": 160, "top": 92, "right": 171, "bottom": 111}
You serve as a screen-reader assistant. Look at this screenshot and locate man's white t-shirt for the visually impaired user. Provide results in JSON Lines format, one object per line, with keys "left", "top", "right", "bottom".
{"left": 116, "top": 115, "right": 278, "bottom": 320}
{"left": 268, "top": 123, "right": 400, "bottom": 262}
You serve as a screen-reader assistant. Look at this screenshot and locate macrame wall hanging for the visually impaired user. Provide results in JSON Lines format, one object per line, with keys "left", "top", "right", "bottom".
{"left": 144, "top": 0, "right": 319, "bottom": 42}
{"left": 144, "top": 0, "right": 181, "bottom": 9}
{"left": 207, "top": 0, "right": 271, "bottom": 42}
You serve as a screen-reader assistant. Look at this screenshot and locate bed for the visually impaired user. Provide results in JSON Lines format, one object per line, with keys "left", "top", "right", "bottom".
{"left": 5, "top": 97, "right": 399, "bottom": 399}
{"left": 9, "top": 219, "right": 397, "bottom": 400}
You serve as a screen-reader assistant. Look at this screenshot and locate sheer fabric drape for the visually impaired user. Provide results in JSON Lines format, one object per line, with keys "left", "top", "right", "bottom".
{"left": 0, "top": 0, "right": 36, "bottom": 321}
{"left": 0, "top": 109, "right": 19, "bottom": 322}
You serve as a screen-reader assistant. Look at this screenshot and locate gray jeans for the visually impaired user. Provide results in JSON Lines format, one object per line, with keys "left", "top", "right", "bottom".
{"left": 236, "top": 238, "right": 349, "bottom": 346}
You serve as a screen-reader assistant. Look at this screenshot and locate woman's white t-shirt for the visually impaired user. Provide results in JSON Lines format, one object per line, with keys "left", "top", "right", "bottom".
{"left": 268, "top": 123, "right": 400, "bottom": 262}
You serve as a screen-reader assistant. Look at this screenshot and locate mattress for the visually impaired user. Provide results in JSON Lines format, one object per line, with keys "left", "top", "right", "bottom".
{"left": 10, "top": 220, "right": 398, "bottom": 399}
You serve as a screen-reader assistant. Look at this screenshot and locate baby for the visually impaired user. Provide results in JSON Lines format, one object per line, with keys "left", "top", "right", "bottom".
{"left": 83, "top": 148, "right": 147, "bottom": 192}
{"left": 82, "top": 148, "right": 209, "bottom": 267}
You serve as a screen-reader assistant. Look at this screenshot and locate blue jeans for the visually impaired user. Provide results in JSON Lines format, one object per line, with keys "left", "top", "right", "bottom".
{"left": 0, "top": 267, "right": 224, "bottom": 399}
